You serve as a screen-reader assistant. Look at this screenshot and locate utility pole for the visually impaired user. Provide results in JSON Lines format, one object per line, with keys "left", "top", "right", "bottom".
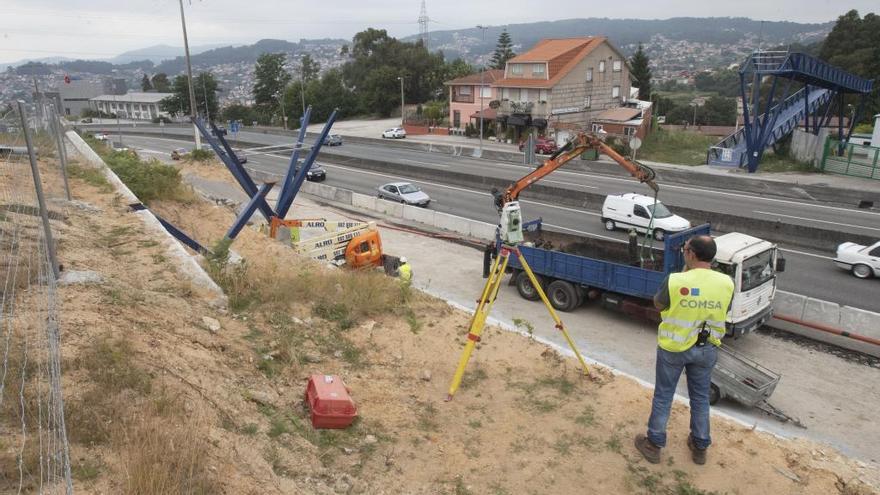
{"left": 398, "top": 76, "right": 405, "bottom": 126}
{"left": 476, "top": 25, "right": 489, "bottom": 158}
{"left": 178, "top": 0, "right": 201, "bottom": 148}
{"left": 202, "top": 75, "right": 211, "bottom": 122}
{"left": 299, "top": 70, "right": 306, "bottom": 116}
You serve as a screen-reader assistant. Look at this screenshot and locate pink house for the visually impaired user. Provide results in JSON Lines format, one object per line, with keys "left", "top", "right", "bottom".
{"left": 444, "top": 69, "right": 504, "bottom": 131}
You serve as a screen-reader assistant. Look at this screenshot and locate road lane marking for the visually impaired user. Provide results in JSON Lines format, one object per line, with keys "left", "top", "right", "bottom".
{"left": 542, "top": 224, "right": 627, "bottom": 243}
{"left": 753, "top": 210, "right": 880, "bottom": 233}
{"left": 777, "top": 248, "right": 833, "bottom": 260}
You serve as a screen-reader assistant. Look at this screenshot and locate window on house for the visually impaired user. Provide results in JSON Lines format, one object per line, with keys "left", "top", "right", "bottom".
{"left": 586, "top": 68, "right": 593, "bottom": 81}
{"left": 539, "top": 89, "right": 549, "bottom": 102}
{"left": 453, "top": 110, "right": 461, "bottom": 128}
{"left": 584, "top": 96, "right": 591, "bottom": 108}
{"left": 591, "top": 123, "right": 603, "bottom": 133}
{"left": 459, "top": 86, "right": 472, "bottom": 95}
{"left": 532, "top": 64, "right": 545, "bottom": 76}
{"left": 510, "top": 64, "right": 523, "bottom": 75}
{"left": 624, "top": 127, "right": 636, "bottom": 136}
{"left": 599, "top": 60, "right": 605, "bottom": 73}
{"left": 480, "top": 86, "right": 492, "bottom": 98}
{"left": 612, "top": 86, "right": 620, "bottom": 98}
{"left": 502, "top": 88, "right": 510, "bottom": 100}
{"left": 613, "top": 60, "right": 622, "bottom": 72}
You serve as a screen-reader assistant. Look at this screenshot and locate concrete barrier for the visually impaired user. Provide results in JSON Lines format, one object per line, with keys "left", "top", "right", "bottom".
{"left": 65, "top": 131, "right": 227, "bottom": 307}
{"left": 768, "top": 290, "right": 880, "bottom": 358}
{"left": 352, "top": 193, "right": 377, "bottom": 211}
{"left": 403, "top": 205, "right": 437, "bottom": 225}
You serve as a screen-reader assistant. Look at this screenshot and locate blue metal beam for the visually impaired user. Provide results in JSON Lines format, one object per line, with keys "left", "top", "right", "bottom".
{"left": 192, "top": 117, "right": 276, "bottom": 221}
{"left": 275, "top": 105, "right": 312, "bottom": 218}
{"left": 225, "top": 182, "right": 275, "bottom": 240}
{"left": 276, "top": 108, "right": 339, "bottom": 218}
{"left": 129, "top": 203, "right": 209, "bottom": 254}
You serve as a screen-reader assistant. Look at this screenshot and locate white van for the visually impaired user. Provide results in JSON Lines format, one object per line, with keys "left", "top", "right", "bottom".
{"left": 601, "top": 193, "right": 691, "bottom": 241}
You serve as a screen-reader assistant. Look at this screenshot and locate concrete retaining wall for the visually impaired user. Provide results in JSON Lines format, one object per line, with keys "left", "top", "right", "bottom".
{"left": 65, "top": 131, "right": 228, "bottom": 308}
{"left": 791, "top": 128, "right": 829, "bottom": 166}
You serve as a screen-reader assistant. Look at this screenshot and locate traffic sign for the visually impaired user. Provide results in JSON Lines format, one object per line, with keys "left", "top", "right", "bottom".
{"left": 630, "top": 137, "right": 642, "bottom": 150}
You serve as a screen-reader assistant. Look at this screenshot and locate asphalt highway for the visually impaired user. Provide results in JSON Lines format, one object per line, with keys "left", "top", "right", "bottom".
{"left": 121, "top": 133, "right": 880, "bottom": 313}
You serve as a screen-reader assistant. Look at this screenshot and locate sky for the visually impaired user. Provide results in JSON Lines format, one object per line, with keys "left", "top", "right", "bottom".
{"left": 1, "top": 0, "right": 874, "bottom": 64}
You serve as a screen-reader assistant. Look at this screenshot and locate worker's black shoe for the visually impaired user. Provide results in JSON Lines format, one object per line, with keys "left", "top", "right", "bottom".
{"left": 634, "top": 434, "right": 661, "bottom": 464}
{"left": 687, "top": 435, "right": 707, "bottom": 465}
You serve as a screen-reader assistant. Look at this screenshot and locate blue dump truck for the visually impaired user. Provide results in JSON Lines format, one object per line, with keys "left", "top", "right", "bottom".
{"left": 492, "top": 220, "right": 784, "bottom": 338}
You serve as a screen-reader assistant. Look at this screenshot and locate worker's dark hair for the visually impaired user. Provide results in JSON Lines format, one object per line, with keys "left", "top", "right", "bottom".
{"left": 688, "top": 235, "right": 716, "bottom": 262}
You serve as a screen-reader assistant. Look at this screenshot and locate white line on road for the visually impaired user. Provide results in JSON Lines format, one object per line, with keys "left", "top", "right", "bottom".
{"left": 543, "top": 224, "right": 627, "bottom": 243}
{"left": 777, "top": 248, "right": 833, "bottom": 260}
{"left": 753, "top": 210, "right": 880, "bottom": 233}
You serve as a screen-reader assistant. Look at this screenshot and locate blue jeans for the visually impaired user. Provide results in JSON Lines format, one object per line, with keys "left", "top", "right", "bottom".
{"left": 647, "top": 344, "right": 717, "bottom": 450}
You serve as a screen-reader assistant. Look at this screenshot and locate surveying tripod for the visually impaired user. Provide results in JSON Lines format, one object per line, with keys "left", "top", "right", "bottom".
{"left": 446, "top": 243, "right": 591, "bottom": 401}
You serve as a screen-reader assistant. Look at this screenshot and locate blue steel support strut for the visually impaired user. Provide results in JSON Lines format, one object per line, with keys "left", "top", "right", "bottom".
{"left": 276, "top": 108, "right": 339, "bottom": 219}
{"left": 751, "top": 76, "right": 794, "bottom": 173}
{"left": 275, "top": 106, "right": 312, "bottom": 219}
{"left": 225, "top": 182, "right": 275, "bottom": 240}
{"left": 129, "top": 203, "right": 210, "bottom": 255}
{"left": 192, "top": 117, "right": 276, "bottom": 221}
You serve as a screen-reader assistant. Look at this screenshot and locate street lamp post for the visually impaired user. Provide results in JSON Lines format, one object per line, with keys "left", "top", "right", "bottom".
{"left": 397, "top": 76, "right": 405, "bottom": 127}
{"left": 178, "top": 0, "right": 201, "bottom": 148}
{"left": 476, "top": 25, "right": 489, "bottom": 157}
{"left": 276, "top": 91, "right": 287, "bottom": 130}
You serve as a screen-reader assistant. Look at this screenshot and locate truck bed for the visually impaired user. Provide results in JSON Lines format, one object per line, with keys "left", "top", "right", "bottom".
{"left": 506, "top": 223, "right": 710, "bottom": 300}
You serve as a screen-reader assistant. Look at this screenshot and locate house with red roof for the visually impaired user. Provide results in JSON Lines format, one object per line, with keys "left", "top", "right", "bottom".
{"left": 444, "top": 69, "right": 504, "bottom": 131}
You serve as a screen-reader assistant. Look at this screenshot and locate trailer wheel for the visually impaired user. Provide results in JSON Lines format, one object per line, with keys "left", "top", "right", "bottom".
{"left": 547, "top": 280, "right": 579, "bottom": 312}
{"left": 515, "top": 271, "right": 544, "bottom": 301}
{"left": 709, "top": 383, "right": 721, "bottom": 405}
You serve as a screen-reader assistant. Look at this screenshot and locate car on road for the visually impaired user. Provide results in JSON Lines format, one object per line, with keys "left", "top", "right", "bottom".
{"left": 171, "top": 147, "right": 188, "bottom": 160}
{"left": 110, "top": 141, "right": 129, "bottom": 152}
{"left": 294, "top": 163, "right": 326, "bottom": 182}
{"left": 212, "top": 126, "right": 227, "bottom": 136}
{"left": 601, "top": 193, "right": 691, "bottom": 241}
{"left": 377, "top": 182, "right": 430, "bottom": 207}
{"left": 93, "top": 132, "right": 109, "bottom": 141}
{"left": 519, "top": 137, "right": 558, "bottom": 154}
{"left": 834, "top": 240, "right": 880, "bottom": 279}
{"left": 323, "top": 134, "right": 343, "bottom": 146}
{"left": 381, "top": 128, "right": 406, "bottom": 139}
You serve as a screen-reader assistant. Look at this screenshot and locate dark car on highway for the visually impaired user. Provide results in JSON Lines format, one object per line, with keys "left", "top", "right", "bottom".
{"left": 295, "top": 163, "right": 326, "bottom": 182}
{"left": 323, "top": 134, "right": 343, "bottom": 146}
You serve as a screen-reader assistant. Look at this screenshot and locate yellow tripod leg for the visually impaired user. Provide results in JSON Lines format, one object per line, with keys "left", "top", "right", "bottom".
{"left": 446, "top": 249, "right": 510, "bottom": 400}
{"left": 516, "top": 249, "right": 590, "bottom": 376}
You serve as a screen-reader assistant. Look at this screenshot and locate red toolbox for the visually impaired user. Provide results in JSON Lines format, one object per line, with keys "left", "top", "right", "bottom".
{"left": 305, "top": 374, "right": 358, "bottom": 429}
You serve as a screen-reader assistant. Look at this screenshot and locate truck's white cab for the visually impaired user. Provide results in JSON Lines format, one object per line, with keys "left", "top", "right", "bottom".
{"left": 712, "top": 232, "right": 785, "bottom": 338}
{"left": 601, "top": 193, "right": 691, "bottom": 241}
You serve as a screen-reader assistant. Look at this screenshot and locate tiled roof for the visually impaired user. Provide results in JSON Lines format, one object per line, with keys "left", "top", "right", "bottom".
{"left": 445, "top": 69, "right": 504, "bottom": 86}
{"left": 494, "top": 37, "right": 605, "bottom": 88}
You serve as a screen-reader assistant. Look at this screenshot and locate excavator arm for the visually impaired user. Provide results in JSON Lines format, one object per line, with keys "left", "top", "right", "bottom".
{"left": 493, "top": 132, "right": 658, "bottom": 210}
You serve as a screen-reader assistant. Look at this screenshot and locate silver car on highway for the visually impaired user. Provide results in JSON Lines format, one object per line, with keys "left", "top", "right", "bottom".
{"left": 377, "top": 182, "right": 430, "bottom": 207}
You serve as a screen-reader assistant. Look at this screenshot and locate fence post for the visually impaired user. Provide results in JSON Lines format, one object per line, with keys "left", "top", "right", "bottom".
{"left": 49, "top": 105, "right": 72, "bottom": 200}
{"left": 17, "top": 100, "right": 60, "bottom": 279}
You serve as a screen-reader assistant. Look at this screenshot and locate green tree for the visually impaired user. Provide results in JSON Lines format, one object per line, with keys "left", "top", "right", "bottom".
{"left": 341, "top": 28, "right": 446, "bottom": 117}
{"left": 159, "top": 72, "right": 219, "bottom": 119}
{"left": 141, "top": 74, "right": 153, "bottom": 92}
{"left": 253, "top": 53, "right": 291, "bottom": 108}
{"left": 300, "top": 54, "right": 321, "bottom": 82}
{"left": 630, "top": 43, "right": 652, "bottom": 101}
{"left": 818, "top": 10, "right": 880, "bottom": 123}
{"left": 490, "top": 29, "right": 516, "bottom": 70}
{"left": 151, "top": 73, "right": 170, "bottom": 92}
{"left": 442, "top": 58, "right": 474, "bottom": 81}
{"left": 702, "top": 96, "right": 736, "bottom": 125}
{"left": 221, "top": 104, "right": 260, "bottom": 125}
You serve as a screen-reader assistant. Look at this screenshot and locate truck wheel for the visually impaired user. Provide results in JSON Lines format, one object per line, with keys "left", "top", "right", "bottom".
{"left": 653, "top": 229, "right": 665, "bottom": 241}
{"left": 547, "top": 280, "right": 579, "bottom": 312}
{"left": 604, "top": 219, "right": 616, "bottom": 231}
{"left": 709, "top": 383, "right": 722, "bottom": 405}
{"left": 515, "top": 271, "right": 543, "bottom": 301}
{"left": 852, "top": 264, "right": 873, "bottom": 279}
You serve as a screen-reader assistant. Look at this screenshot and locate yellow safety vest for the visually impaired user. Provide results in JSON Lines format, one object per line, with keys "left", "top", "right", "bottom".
{"left": 659, "top": 268, "right": 734, "bottom": 351}
{"left": 399, "top": 263, "right": 412, "bottom": 283}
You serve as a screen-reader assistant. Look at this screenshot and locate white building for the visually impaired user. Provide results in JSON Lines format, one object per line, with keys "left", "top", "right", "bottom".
{"left": 90, "top": 92, "right": 172, "bottom": 121}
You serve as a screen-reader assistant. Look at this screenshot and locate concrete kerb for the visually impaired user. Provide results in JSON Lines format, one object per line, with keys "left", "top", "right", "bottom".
{"left": 65, "top": 130, "right": 228, "bottom": 308}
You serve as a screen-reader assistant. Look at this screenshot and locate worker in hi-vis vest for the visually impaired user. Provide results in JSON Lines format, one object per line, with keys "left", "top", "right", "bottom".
{"left": 635, "top": 235, "right": 733, "bottom": 466}
{"left": 398, "top": 257, "right": 412, "bottom": 285}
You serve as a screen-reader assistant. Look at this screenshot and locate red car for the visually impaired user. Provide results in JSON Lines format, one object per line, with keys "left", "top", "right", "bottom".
{"left": 519, "top": 137, "right": 558, "bottom": 154}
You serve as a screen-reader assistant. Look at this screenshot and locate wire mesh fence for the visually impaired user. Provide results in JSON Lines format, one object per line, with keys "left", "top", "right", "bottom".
{"left": 0, "top": 101, "right": 73, "bottom": 493}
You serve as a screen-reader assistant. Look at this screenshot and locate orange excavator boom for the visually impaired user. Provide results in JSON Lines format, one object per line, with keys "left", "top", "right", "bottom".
{"left": 493, "top": 132, "right": 658, "bottom": 210}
